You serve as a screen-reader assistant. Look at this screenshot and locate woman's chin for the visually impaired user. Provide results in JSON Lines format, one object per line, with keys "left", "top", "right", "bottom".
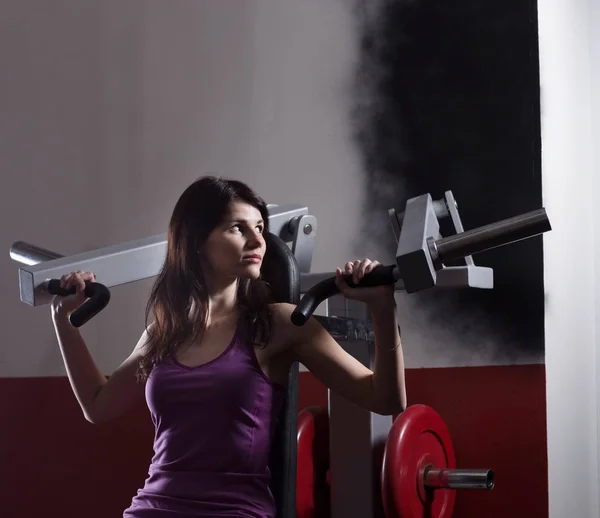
{"left": 238, "top": 264, "right": 262, "bottom": 280}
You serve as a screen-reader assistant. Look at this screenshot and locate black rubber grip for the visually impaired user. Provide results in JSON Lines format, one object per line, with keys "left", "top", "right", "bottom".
{"left": 47, "top": 279, "right": 111, "bottom": 327}
{"left": 290, "top": 264, "right": 397, "bottom": 327}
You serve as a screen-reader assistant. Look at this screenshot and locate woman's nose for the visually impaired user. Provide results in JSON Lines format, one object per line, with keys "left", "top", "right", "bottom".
{"left": 247, "top": 234, "right": 263, "bottom": 249}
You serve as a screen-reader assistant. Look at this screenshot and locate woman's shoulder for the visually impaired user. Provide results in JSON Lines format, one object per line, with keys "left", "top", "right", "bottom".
{"left": 269, "top": 302, "right": 296, "bottom": 330}
{"left": 268, "top": 302, "right": 302, "bottom": 350}
{"left": 269, "top": 301, "right": 295, "bottom": 316}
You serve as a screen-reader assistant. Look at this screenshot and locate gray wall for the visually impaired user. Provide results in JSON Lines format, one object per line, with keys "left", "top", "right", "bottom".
{"left": 0, "top": 0, "right": 366, "bottom": 377}
{"left": 0, "top": 0, "right": 549, "bottom": 380}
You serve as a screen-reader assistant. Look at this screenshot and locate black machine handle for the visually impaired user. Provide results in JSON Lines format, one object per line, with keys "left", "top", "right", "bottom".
{"left": 290, "top": 265, "right": 398, "bottom": 327}
{"left": 47, "top": 279, "right": 111, "bottom": 328}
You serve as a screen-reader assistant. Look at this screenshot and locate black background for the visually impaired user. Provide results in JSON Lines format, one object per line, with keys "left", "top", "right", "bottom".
{"left": 351, "top": 0, "right": 544, "bottom": 357}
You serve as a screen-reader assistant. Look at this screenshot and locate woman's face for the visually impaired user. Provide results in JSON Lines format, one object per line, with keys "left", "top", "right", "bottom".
{"left": 200, "top": 201, "right": 266, "bottom": 282}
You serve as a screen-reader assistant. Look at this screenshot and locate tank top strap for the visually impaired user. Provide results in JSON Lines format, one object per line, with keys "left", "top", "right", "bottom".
{"left": 232, "top": 326, "right": 280, "bottom": 389}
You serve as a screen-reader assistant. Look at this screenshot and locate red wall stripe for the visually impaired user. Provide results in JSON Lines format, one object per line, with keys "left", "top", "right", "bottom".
{"left": 0, "top": 364, "right": 546, "bottom": 518}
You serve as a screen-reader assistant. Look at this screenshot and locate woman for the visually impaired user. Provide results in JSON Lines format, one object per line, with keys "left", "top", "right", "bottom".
{"left": 51, "top": 176, "right": 406, "bottom": 518}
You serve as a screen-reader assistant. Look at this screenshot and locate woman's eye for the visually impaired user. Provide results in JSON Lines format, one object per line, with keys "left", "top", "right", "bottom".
{"left": 231, "top": 224, "right": 263, "bottom": 233}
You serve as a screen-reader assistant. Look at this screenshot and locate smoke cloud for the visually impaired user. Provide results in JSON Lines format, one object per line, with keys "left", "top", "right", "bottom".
{"left": 348, "top": 0, "right": 545, "bottom": 368}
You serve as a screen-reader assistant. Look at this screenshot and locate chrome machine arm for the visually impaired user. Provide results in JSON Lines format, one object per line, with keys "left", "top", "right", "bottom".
{"left": 10, "top": 204, "right": 318, "bottom": 307}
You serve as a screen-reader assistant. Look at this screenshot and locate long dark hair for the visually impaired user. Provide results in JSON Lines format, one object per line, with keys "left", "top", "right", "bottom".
{"left": 137, "top": 176, "right": 273, "bottom": 381}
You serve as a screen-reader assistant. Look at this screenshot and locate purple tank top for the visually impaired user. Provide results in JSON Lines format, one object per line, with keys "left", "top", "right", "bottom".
{"left": 123, "top": 328, "right": 286, "bottom": 518}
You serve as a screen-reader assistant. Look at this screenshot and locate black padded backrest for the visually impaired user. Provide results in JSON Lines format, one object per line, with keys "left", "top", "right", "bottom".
{"left": 261, "top": 232, "right": 301, "bottom": 518}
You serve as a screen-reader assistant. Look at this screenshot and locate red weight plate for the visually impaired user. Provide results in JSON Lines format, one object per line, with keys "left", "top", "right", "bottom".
{"left": 296, "top": 406, "right": 330, "bottom": 518}
{"left": 381, "top": 404, "right": 457, "bottom": 518}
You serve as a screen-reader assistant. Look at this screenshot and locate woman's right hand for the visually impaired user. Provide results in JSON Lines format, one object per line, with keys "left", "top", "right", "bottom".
{"left": 51, "top": 270, "right": 96, "bottom": 318}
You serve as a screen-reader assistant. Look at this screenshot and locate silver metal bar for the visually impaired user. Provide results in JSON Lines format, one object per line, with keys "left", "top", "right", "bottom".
{"left": 13, "top": 204, "right": 312, "bottom": 306}
{"left": 265, "top": 204, "right": 310, "bottom": 241}
{"left": 328, "top": 335, "right": 391, "bottom": 518}
{"left": 16, "top": 233, "right": 167, "bottom": 306}
{"left": 288, "top": 214, "right": 317, "bottom": 274}
{"left": 388, "top": 209, "right": 403, "bottom": 244}
{"left": 394, "top": 193, "right": 441, "bottom": 293}
{"left": 444, "top": 190, "right": 475, "bottom": 266}
{"left": 423, "top": 468, "right": 495, "bottom": 490}
{"left": 435, "top": 265, "right": 493, "bottom": 290}
{"left": 9, "top": 241, "right": 63, "bottom": 265}
{"left": 321, "top": 298, "right": 387, "bottom": 518}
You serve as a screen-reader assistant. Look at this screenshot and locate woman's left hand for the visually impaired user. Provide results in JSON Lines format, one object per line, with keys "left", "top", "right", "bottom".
{"left": 334, "top": 258, "right": 395, "bottom": 305}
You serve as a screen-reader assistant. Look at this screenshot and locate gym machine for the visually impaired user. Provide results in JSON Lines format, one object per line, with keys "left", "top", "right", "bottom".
{"left": 10, "top": 191, "right": 551, "bottom": 518}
